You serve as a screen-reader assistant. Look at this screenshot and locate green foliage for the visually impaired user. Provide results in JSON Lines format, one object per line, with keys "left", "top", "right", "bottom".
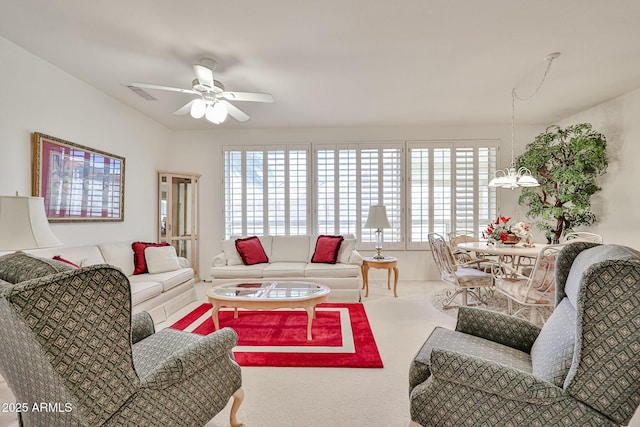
{"left": 516, "top": 123, "right": 607, "bottom": 243}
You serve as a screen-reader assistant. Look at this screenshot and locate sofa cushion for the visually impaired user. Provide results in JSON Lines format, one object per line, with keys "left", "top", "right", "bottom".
{"left": 99, "top": 241, "right": 135, "bottom": 276}
{"left": 145, "top": 246, "right": 180, "bottom": 274}
{"left": 311, "top": 235, "right": 344, "bottom": 264}
{"left": 305, "top": 263, "right": 361, "bottom": 278}
{"left": 210, "top": 264, "right": 265, "bottom": 279}
{"left": 235, "top": 236, "right": 269, "bottom": 265}
{"left": 271, "top": 236, "right": 310, "bottom": 263}
{"left": 132, "top": 241, "right": 170, "bottom": 275}
{"left": 530, "top": 298, "right": 576, "bottom": 387}
{"left": 0, "top": 252, "right": 76, "bottom": 283}
{"left": 128, "top": 268, "right": 194, "bottom": 292}
{"left": 263, "top": 262, "right": 306, "bottom": 278}
{"left": 129, "top": 280, "right": 163, "bottom": 306}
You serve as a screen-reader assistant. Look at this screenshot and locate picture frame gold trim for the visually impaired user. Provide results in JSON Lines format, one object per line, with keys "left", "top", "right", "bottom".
{"left": 32, "top": 132, "right": 125, "bottom": 222}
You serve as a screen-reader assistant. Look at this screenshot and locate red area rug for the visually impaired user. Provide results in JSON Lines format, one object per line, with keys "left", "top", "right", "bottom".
{"left": 170, "top": 303, "right": 383, "bottom": 368}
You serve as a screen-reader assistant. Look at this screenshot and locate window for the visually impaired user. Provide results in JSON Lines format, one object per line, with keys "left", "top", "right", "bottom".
{"left": 407, "top": 141, "right": 498, "bottom": 248}
{"left": 223, "top": 141, "right": 497, "bottom": 249}
{"left": 223, "top": 146, "right": 309, "bottom": 238}
{"left": 314, "top": 143, "right": 403, "bottom": 249}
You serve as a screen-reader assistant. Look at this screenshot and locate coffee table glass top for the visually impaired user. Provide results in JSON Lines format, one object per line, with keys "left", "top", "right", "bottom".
{"left": 210, "top": 281, "right": 329, "bottom": 300}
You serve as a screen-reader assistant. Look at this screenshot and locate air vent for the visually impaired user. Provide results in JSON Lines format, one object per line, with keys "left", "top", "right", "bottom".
{"left": 127, "top": 85, "right": 157, "bottom": 101}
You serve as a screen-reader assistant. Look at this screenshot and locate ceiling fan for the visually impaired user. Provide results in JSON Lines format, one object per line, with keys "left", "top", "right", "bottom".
{"left": 130, "top": 58, "right": 274, "bottom": 124}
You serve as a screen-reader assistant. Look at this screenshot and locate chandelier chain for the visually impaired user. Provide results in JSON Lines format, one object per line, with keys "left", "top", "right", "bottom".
{"left": 510, "top": 55, "right": 558, "bottom": 167}
{"left": 489, "top": 52, "right": 559, "bottom": 189}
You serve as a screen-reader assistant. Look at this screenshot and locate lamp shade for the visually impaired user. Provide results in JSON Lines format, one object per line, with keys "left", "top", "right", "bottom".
{"left": 0, "top": 196, "right": 62, "bottom": 250}
{"left": 364, "top": 205, "right": 391, "bottom": 229}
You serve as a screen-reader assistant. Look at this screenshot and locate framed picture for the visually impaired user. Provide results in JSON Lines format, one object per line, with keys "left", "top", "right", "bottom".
{"left": 32, "top": 132, "right": 125, "bottom": 222}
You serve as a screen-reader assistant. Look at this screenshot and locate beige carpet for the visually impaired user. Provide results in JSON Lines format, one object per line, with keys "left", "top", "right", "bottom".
{"left": 430, "top": 287, "right": 553, "bottom": 327}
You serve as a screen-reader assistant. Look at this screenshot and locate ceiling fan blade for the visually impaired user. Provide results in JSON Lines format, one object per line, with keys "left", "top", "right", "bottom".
{"left": 223, "top": 101, "right": 250, "bottom": 122}
{"left": 130, "top": 82, "right": 197, "bottom": 95}
{"left": 220, "top": 91, "right": 274, "bottom": 103}
{"left": 173, "top": 100, "right": 196, "bottom": 115}
{"left": 193, "top": 64, "right": 214, "bottom": 89}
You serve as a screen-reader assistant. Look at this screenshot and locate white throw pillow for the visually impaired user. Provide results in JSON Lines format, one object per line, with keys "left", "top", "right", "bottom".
{"left": 222, "top": 239, "right": 243, "bottom": 266}
{"left": 145, "top": 246, "right": 181, "bottom": 274}
{"left": 338, "top": 238, "right": 356, "bottom": 264}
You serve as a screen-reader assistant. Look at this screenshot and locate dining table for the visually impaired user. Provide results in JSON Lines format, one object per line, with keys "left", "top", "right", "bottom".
{"left": 456, "top": 241, "right": 544, "bottom": 258}
{"left": 456, "top": 241, "right": 545, "bottom": 271}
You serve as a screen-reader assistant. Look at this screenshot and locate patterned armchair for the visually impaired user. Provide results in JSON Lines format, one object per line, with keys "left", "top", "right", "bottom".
{"left": 409, "top": 242, "right": 640, "bottom": 426}
{"left": 0, "top": 252, "right": 243, "bottom": 427}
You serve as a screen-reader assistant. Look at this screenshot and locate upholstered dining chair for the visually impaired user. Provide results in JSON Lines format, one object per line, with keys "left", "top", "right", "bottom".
{"left": 428, "top": 233, "right": 493, "bottom": 308}
{"left": 447, "top": 230, "right": 493, "bottom": 271}
{"left": 492, "top": 244, "right": 563, "bottom": 325}
{"left": 562, "top": 231, "right": 604, "bottom": 244}
{"left": 410, "top": 242, "right": 640, "bottom": 427}
{"left": 0, "top": 251, "right": 244, "bottom": 427}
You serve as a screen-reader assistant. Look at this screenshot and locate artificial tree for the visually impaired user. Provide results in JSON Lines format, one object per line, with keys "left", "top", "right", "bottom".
{"left": 516, "top": 123, "right": 608, "bottom": 244}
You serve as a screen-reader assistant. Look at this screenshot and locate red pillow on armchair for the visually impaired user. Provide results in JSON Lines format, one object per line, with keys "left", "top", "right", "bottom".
{"left": 235, "top": 236, "right": 269, "bottom": 265}
{"left": 311, "top": 235, "right": 344, "bottom": 264}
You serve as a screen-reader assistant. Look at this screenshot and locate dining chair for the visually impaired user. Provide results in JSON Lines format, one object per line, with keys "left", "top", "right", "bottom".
{"left": 562, "top": 231, "right": 603, "bottom": 244}
{"left": 491, "top": 244, "right": 563, "bottom": 324}
{"left": 447, "top": 230, "right": 494, "bottom": 273}
{"left": 428, "top": 233, "right": 494, "bottom": 308}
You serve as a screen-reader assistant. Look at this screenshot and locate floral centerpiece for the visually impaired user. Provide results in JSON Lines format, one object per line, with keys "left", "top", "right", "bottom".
{"left": 483, "top": 216, "right": 532, "bottom": 246}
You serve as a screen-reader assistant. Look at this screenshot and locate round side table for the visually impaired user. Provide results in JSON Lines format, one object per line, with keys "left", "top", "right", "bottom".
{"left": 361, "top": 256, "right": 399, "bottom": 297}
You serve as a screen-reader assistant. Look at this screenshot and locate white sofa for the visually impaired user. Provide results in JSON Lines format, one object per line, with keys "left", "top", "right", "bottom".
{"left": 27, "top": 241, "right": 197, "bottom": 323}
{"left": 211, "top": 235, "right": 363, "bottom": 302}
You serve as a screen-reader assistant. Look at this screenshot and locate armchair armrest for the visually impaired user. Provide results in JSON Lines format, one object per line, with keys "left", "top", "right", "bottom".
{"left": 455, "top": 306, "right": 540, "bottom": 353}
{"left": 140, "top": 328, "right": 238, "bottom": 390}
{"left": 131, "top": 311, "right": 155, "bottom": 344}
{"left": 177, "top": 256, "right": 190, "bottom": 268}
{"left": 212, "top": 252, "right": 227, "bottom": 267}
{"left": 429, "top": 348, "right": 563, "bottom": 404}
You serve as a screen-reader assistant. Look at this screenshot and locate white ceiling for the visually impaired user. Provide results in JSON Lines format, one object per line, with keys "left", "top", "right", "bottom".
{"left": 1, "top": 0, "right": 640, "bottom": 130}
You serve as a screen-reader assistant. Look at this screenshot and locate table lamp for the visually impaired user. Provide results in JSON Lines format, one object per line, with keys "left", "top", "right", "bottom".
{"left": 0, "top": 195, "right": 62, "bottom": 251}
{"left": 365, "top": 205, "right": 391, "bottom": 260}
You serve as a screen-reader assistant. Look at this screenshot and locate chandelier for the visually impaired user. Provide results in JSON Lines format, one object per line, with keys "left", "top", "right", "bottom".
{"left": 489, "top": 52, "right": 560, "bottom": 190}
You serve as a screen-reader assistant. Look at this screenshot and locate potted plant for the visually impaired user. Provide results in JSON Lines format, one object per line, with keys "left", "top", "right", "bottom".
{"left": 516, "top": 123, "right": 608, "bottom": 243}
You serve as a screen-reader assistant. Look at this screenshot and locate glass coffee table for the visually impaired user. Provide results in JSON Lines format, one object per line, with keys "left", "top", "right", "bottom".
{"left": 207, "top": 281, "right": 331, "bottom": 340}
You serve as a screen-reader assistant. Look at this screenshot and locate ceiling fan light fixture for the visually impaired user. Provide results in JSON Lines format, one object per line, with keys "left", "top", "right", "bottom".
{"left": 206, "top": 101, "right": 228, "bottom": 124}
{"left": 190, "top": 98, "right": 206, "bottom": 118}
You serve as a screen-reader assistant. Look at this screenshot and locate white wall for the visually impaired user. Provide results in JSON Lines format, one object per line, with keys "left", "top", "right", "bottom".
{"left": 0, "top": 37, "right": 171, "bottom": 246}
{"left": 169, "top": 124, "right": 542, "bottom": 280}
{"left": 556, "top": 88, "right": 640, "bottom": 247}
{"left": 7, "top": 30, "right": 632, "bottom": 280}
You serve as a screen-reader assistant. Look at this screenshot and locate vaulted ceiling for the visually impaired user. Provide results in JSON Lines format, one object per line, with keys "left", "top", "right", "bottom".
{"left": 1, "top": 0, "right": 639, "bottom": 129}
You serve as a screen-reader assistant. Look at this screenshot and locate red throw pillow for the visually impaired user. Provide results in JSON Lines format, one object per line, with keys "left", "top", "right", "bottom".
{"left": 235, "top": 236, "right": 269, "bottom": 266}
{"left": 52, "top": 255, "right": 79, "bottom": 268}
{"left": 132, "top": 241, "right": 170, "bottom": 275}
{"left": 311, "top": 235, "right": 344, "bottom": 264}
